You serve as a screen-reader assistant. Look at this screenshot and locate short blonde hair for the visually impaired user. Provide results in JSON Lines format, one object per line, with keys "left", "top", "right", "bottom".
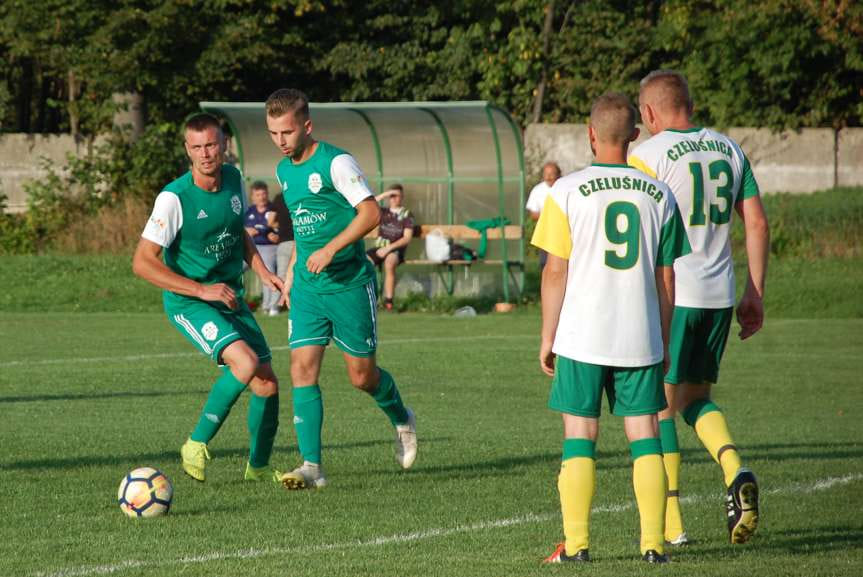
{"left": 639, "top": 70, "right": 692, "bottom": 113}
{"left": 265, "top": 88, "right": 309, "bottom": 119}
{"left": 590, "top": 93, "right": 637, "bottom": 145}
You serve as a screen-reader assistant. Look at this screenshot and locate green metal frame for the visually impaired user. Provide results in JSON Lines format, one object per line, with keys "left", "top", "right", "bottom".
{"left": 492, "top": 104, "right": 527, "bottom": 298}
{"left": 200, "top": 100, "right": 526, "bottom": 301}
{"left": 348, "top": 108, "right": 384, "bottom": 194}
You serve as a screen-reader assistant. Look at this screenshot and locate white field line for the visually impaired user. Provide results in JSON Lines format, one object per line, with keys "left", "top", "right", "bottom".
{"left": 0, "top": 334, "right": 534, "bottom": 368}
{"left": 32, "top": 472, "right": 863, "bottom": 577}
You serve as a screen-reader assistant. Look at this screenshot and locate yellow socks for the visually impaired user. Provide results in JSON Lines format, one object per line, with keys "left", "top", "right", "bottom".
{"left": 659, "top": 418, "right": 684, "bottom": 541}
{"left": 630, "top": 438, "right": 666, "bottom": 555}
{"left": 558, "top": 439, "right": 595, "bottom": 555}
{"left": 683, "top": 400, "right": 742, "bottom": 487}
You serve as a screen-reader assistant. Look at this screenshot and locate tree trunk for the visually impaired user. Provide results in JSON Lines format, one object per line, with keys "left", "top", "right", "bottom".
{"left": 68, "top": 69, "right": 80, "bottom": 139}
{"left": 16, "top": 57, "right": 32, "bottom": 132}
{"left": 531, "top": 1, "right": 555, "bottom": 124}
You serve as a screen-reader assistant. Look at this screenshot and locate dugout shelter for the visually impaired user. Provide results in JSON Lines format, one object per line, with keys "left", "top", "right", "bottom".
{"left": 200, "top": 101, "right": 526, "bottom": 301}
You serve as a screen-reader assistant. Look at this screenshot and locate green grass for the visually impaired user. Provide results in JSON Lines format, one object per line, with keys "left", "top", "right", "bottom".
{"left": 2, "top": 252, "right": 862, "bottom": 319}
{"left": 1, "top": 311, "right": 862, "bottom": 576}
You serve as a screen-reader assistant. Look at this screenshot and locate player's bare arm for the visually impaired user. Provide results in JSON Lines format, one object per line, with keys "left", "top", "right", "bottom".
{"left": 376, "top": 227, "right": 414, "bottom": 258}
{"left": 132, "top": 237, "right": 238, "bottom": 309}
{"left": 374, "top": 190, "right": 396, "bottom": 202}
{"left": 735, "top": 195, "right": 770, "bottom": 339}
{"left": 655, "top": 265, "right": 675, "bottom": 373}
{"left": 539, "top": 253, "right": 568, "bottom": 377}
{"left": 279, "top": 244, "right": 297, "bottom": 308}
{"left": 242, "top": 229, "right": 284, "bottom": 294}
{"left": 306, "top": 198, "right": 381, "bottom": 274}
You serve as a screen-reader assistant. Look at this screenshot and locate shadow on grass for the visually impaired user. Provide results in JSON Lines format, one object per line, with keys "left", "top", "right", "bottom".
{"left": 593, "top": 526, "right": 863, "bottom": 564}
{"left": 653, "top": 526, "right": 863, "bottom": 562}
{"left": 676, "top": 441, "right": 863, "bottom": 464}
{"left": 0, "top": 437, "right": 453, "bottom": 471}
{"left": 0, "top": 389, "right": 209, "bottom": 404}
{"left": 409, "top": 440, "right": 863, "bottom": 480}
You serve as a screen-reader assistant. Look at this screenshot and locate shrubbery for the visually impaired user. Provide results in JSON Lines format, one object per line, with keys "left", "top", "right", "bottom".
{"left": 0, "top": 124, "right": 185, "bottom": 254}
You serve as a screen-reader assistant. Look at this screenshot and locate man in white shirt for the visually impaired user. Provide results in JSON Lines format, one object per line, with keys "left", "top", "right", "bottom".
{"left": 526, "top": 161, "right": 561, "bottom": 268}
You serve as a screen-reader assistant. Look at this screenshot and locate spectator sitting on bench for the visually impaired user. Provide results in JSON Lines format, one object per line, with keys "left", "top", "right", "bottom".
{"left": 366, "top": 184, "right": 415, "bottom": 311}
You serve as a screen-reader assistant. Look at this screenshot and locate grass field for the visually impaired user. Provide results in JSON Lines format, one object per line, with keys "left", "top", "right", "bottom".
{"left": 1, "top": 311, "right": 862, "bottom": 576}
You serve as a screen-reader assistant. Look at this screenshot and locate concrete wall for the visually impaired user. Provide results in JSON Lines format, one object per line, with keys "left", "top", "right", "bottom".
{"left": 838, "top": 128, "right": 863, "bottom": 188}
{"left": 525, "top": 124, "right": 863, "bottom": 194}
{"left": 3, "top": 125, "right": 862, "bottom": 214}
{"left": 0, "top": 134, "right": 92, "bottom": 213}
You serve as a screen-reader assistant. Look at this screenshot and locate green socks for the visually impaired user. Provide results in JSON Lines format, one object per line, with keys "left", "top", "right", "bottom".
{"left": 371, "top": 368, "right": 409, "bottom": 426}
{"left": 293, "top": 385, "right": 323, "bottom": 465}
{"left": 190, "top": 368, "right": 247, "bottom": 444}
{"left": 247, "top": 393, "right": 279, "bottom": 468}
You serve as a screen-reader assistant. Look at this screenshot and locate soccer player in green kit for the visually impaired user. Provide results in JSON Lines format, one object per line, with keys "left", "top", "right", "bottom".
{"left": 133, "top": 113, "right": 285, "bottom": 483}
{"left": 265, "top": 89, "right": 417, "bottom": 489}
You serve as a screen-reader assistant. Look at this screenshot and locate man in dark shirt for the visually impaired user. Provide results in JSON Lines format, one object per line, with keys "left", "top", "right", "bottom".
{"left": 366, "top": 184, "right": 415, "bottom": 311}
{"left": 271, "top": 181, "right": 296, "bottom": 315}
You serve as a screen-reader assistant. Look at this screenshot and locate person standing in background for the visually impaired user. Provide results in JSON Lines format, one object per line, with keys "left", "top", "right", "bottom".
{"left": 245, "top": 181, "right": 281, "bottom": 316}
{"left": 526, "top": 161, "right": 562, "bottom": 269}
{"left": 271, "top": 180, "right": 296, "bottom": 316}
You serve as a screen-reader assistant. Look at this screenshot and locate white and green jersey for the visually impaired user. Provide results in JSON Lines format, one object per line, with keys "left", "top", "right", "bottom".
{"left": 532, "top": 163, "right": 690, "bottom": 367}
{"left": 629, "top": 128, "right": 760, "bottom": 308}
{"left": 141, "top": 164, "right": 248, "bottom": 307}
{"left": 275, "top": 140, "right": 375, "bottom": 293}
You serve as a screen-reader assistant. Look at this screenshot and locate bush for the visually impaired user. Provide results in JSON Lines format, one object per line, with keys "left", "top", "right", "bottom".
{"left": 731, "top": 188, "right": 863, "bottom": 260}
{"left": 0, "top": 193, "right": 35, "bottom": 254}
{"left": 6, "top": 123, "right": 186, "bottom": 254}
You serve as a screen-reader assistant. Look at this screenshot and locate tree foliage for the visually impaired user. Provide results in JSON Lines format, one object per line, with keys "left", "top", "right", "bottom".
{"left": 1, "top": 0, "right": 859, "bottom": 134}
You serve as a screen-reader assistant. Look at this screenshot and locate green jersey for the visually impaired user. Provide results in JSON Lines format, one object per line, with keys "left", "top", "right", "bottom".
{"left": 275, "top": 140, "right": 375, "bottom": 293}
{"left": 142, "top": 164, "right": 247, "bottom": 308}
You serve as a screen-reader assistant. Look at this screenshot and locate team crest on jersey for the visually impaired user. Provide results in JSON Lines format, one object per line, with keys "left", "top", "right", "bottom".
{"left": 308, "top": 173, "right": 323, "bottom": 194}
{"left": 201, "top": 322, "right": 219, "bottom": 341}
{"left": 230, "top": 195, "right": 242, "bottom": 215}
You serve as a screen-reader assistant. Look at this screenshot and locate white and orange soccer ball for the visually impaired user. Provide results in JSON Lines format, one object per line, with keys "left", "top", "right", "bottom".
{"left": 117, "top": 467, "right": 173, "bottom": 518}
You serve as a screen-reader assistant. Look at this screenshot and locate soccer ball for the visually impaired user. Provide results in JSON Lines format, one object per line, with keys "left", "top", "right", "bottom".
{"left": 117, "top": 467, "right": 173, "bottom": 518}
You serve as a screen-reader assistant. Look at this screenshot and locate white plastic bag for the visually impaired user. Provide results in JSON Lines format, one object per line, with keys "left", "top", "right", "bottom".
{"left": 424, "top": 228, "right": 451, "bottom": 262}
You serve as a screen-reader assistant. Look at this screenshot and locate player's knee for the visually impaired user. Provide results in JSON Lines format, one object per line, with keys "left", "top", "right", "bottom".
{"left": 291, "top": 362, "right": 318, "bottom": 386}
{"left": 348, "top": 367, "right": 377, "bottom": 392}
{"left": 249, "top": 377, "right": 278, "bottom": 397}
{"left": 225, "top": 352, "right": 259, "bottom": 383}
{"left": 250, "top": 366, "right": 279, "bottom": 396}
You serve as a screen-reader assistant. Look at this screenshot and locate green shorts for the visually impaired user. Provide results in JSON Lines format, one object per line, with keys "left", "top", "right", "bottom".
{"left": 289, "top": 280, "right": 378, "bottom": 358}
{"left": 666, "top": 306, "right": 733, "bottom": 385}
{"left": 165, "top": 298, "right": 271, "bottom": 365}
{"left": 549, "top": 356, "right": 666, "bottom": 418}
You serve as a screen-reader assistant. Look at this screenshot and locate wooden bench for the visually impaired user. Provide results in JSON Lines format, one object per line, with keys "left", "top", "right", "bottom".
{"left": 366, "top": 223, "right": 524, "bottom": 298}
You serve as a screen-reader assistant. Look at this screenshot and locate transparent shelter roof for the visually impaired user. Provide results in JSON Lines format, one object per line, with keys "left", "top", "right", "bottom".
{"left": 199, "top": 101, "right": 525, "bottom": 227}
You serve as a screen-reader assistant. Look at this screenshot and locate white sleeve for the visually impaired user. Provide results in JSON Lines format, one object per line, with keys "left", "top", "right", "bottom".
{"left": 141, "top": 191, "right": 183, "bottom": 248}
{"left": 525, "top": 183, "right": 544, "bottom": 212}
{"left": 330, "top": 154, "right": 374, "bottom": 207}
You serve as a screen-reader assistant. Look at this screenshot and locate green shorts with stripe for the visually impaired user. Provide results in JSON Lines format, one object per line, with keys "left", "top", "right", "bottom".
{"left": 165, "top": 297, "right": 271, "bottom": 365}
{"left": 549, "top": 356, "right": 666, "bottom": 418}
{"left": 666, "top": 306, "right": 733, "bottom": 385}
{"left": 289, "top": 280, "right": 378, "bottom": 358}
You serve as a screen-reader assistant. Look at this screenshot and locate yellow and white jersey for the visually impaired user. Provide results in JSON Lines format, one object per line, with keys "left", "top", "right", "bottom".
{"left": 532, "top": 163, "right": 690, "bottom": 367}
{"left": 629, "top": 128, "right": 760, "bottom": 308}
